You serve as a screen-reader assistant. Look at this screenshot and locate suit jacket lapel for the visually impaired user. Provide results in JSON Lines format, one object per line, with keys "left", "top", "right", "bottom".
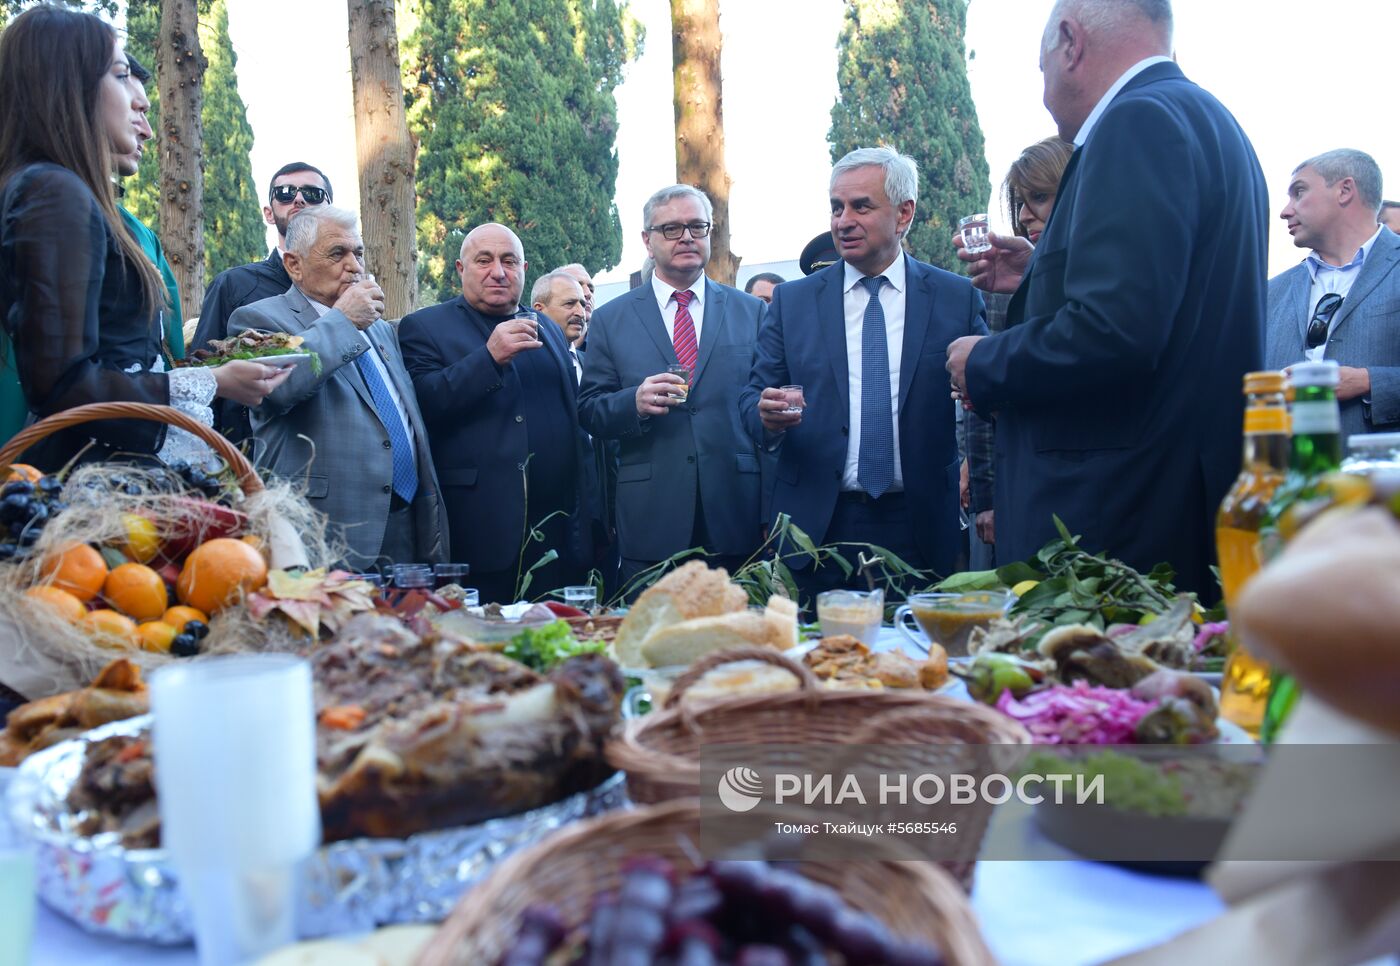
{"left": 286, "top": 286, "right": 378, "bottom": 416}
{"left": 631, "top": 285, "right": 677, "bottom": 367}
{"left": 898, "top": 254, "right": 929, "bottom": 408}
{"left": 1329, "top": 233, "right": 1400, "bottom": 338}
{"left": 819, "top": 263, "right": 849, "bottom": 406}
{"left": 692, "top": 279, "right": 724, "bottom": 386}
{"left": 1289, "top": 268, "right": 1311, "bottom": 344}
{"left": 532, "top": 307, "right": 578, "bottom": 404}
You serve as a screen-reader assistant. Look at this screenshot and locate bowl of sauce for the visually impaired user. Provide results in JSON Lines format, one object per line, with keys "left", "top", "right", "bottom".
{"left": 895, "top": 591, "right": 1014, "bottom": 657}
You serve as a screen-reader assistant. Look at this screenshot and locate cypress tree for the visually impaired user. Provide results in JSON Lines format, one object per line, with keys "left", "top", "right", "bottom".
{"left": 829, "top": 0, "right": 989, "bottom": 273}
{"left": 403, "top": 0, "right": 642, "bottom": 304}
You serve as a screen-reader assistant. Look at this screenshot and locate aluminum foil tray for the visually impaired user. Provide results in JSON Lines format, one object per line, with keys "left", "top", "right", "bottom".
{"left": 5, "top": 714, "right": 628, "bottom": 944}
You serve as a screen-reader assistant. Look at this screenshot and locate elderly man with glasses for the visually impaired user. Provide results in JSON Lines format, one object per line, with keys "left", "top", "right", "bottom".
{"left": 192, "top": 161, "right": 334, "bottom": 440}
{"left": 578, "top": 184, "right": 768, "bottom": 589}
{"left": 1266, "top": 148, "right": 1400, "bottom": 441}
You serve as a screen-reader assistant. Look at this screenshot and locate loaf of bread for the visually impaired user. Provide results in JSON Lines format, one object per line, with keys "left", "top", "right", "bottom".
{"left": 638, "top": 597, "right": 799, "bottom": 668}
{"left": 613, "top": 561, "right": 750, "bottom": 667}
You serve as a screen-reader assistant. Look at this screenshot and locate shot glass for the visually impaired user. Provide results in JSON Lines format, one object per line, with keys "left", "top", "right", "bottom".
{"left": 666, "top": 364, "right": 692, "bottom": 403}
{"left": 563, "top": 584, "right": 598, "bottom": 615}
{"left": 392, "top": 563, "right": 434, "bottom": 589}
{"left": 457, "top": 587, "right": 481, "bottom": 608}
{"left": 958, "top": 213, "right": 991, "bottom": 255}
{"left": 433, "top": 563, "right": 471, "bottom": 590}
{"left": 150, "top": 654, "right": 320, "bottom": 966}
{"left": 780, "top": 385, "right": 806, "bottom": 415}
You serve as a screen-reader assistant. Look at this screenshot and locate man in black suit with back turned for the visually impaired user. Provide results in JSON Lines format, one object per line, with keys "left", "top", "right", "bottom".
{"left": 193, "top": 162, "right": 333, "bottom": 440}
{"left": 946, "top": 0, "right": 1269, "bottom": 600}
{"left": 398, "top": 224, "right": 593, "bottom": 605}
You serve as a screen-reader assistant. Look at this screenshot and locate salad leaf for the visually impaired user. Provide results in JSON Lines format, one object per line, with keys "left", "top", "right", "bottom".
{"left": 503, "top": 619, "right": 607, "bottom": 671}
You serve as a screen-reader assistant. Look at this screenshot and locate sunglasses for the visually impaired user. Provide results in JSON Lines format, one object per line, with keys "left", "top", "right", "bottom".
{"left": 647, "top": 221, "right": 712, "bottom": 240}
{"left": 270, "top": 184, "right": 329, "bottom": 205}
{"left": 1306, "top": 292, "right": 1343, "bottom": 350}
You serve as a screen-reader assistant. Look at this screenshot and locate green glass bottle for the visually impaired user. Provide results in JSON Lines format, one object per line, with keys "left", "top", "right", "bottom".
{"left": 1259, "top": 361, "right": 1342, "bottom": 743}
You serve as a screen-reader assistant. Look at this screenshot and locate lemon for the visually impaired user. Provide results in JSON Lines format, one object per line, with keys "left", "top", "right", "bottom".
{"left": 1138, "top": 612, "right": 1158, "bottom": 626}
{"left": 1011, "top": 579, "right": 1040, "bottom": 597}
{"left": 120, "top": 513, "right": 161, "bottom": 564}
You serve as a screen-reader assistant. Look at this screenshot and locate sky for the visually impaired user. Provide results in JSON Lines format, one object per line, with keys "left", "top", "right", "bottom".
{"left": 220, "top": 0, "right": 1400, "bottom": 286}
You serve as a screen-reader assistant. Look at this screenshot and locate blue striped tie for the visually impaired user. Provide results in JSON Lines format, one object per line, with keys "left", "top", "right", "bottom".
{"left": 355, "top": 350, "right": 418, "bottom": 503}
{"left": 858, "top": 275, "right": 894, "bottom": 499}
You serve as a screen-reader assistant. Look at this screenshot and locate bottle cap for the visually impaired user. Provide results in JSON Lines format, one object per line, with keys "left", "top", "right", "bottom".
{"left": 1287, "top": 360, "right": 1340, "bottom": 388}
{"left": 1243, "top": 370, "right": 1286, "bottom": 393}
{"left": 1346, "top": 432, "right": 1400, "bottom": 452}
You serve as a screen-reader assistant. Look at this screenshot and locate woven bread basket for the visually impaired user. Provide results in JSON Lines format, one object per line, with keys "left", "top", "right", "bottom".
{"left": 416, "top": 797, "right": 996, "bottom": 966}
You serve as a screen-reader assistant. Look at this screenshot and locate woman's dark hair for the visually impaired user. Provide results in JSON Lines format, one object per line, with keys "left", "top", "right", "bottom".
{"left": 0, "top": 5, "right": 163, "bottom": 316}
{"left": 1002, "top": 136, "right": 1074, "bottom": 239}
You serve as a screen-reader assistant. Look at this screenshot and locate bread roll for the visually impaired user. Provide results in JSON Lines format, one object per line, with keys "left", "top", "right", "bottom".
{"left": 613, "top": 561, "right": 748, "bottom": 666}
{"left": 640, "top": 611, "right": 774, "bottom": 667}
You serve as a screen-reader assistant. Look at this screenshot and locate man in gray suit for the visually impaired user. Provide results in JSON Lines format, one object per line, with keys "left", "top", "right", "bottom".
{"left": 229, "top": 206, "right": 448, "bottom": 568}
{"left": 579, "top": 184, "right": 767, "bottom": 586}
{"left": 1267, "top": 148, "right": 1400, "bottom": 439}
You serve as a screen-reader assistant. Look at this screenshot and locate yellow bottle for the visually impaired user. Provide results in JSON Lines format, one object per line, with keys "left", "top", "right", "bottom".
{"left": 1215, "top": 371, "right": 1289, "bottom": 736}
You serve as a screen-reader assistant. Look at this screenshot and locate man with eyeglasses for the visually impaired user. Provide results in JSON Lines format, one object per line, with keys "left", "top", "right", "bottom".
{"left": 579, "top": 184, "right": 768, "bottom": 589}
{"left": 193, "top": 162, "right": 333, "bottom": 440}
{"left": 1266, "top": 149, "right": 1400, "bottom": 440}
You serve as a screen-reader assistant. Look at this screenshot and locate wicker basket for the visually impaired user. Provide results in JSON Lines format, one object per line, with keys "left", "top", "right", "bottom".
{"left": 605, "top": 647, "right": 1030, "bottom": 890}
{"left": 416, "top": 798, "right": 996, "bottom": 966}
{"left": 0, "top": 403, "right": 305, "bottom": 700}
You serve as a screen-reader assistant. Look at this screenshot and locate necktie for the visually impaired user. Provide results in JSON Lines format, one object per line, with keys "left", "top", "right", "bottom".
{"left": 355, "top": 349, "right": 418, "bottom": 504}
{"left": 672, "top": 289, "right": 698, "bottom": 372}
{"left": 858, "top": 275, "right": 894, "bottom": 499}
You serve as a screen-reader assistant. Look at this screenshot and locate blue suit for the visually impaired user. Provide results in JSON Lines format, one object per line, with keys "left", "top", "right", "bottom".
{"left": 1264, "top": 227, "right": 1400, "bottom": 440}
{"left": 964, "top": 62, "right": 1269, "bottom": 598}
{"left": 740, "top": 254, "right": 986, "bottom": 578}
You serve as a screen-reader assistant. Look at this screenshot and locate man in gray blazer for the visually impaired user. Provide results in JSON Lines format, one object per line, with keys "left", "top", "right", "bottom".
{"left": 1267, "top": 148, "right": 1400, "bottom": 440}
{"left": 229, "top": 206, "right": 448, "bottom": 568}
{"left": 579, "top": 185, "right": 767, "bottom": 586}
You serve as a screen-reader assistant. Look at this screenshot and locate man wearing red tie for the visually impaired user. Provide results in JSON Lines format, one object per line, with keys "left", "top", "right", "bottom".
{"left": 579, "top": 185, "right": 768, "bottom": 587}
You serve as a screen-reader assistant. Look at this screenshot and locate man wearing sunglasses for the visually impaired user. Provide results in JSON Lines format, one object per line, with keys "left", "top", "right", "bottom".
{"left": 1266, "top": 149, "right": 1400, "bottom": 440}
{"left": 192, "top": 161, "right": 333, "bottom": 439}
{"left": 579, "top": 184, "right": 768, "bottom": 588}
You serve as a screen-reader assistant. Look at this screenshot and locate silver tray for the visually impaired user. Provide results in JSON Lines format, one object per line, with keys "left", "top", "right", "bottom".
{"left": 5, "top": 714, "right": 628, "bottom": 944}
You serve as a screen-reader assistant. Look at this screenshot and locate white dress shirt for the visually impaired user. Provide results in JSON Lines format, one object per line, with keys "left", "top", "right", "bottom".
{"left": 568, "top": 344, "right": 583, "bottom": 384}
{"left": 308, "top": 296, "right": 418, "bottom": 463}
{"left": 650, "top": 273, "right": 707, "bottom": 345}
{"left": 1302, "top": 226, "right": 1382, "bottom": 362}
{"left": 1073, "top": 55, "right": 1174, "bottom": 148}
{"left": 841, "top": 253, "right": 906, "bottom": 492}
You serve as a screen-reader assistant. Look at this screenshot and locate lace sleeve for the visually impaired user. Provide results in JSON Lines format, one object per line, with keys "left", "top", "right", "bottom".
{"left": 157, "top": 364, "right": 218, "bottom": 465}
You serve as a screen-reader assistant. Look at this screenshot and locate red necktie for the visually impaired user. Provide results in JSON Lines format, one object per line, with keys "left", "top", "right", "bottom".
{"left": 672, "top": 289, "right": 698, "bottom": 372}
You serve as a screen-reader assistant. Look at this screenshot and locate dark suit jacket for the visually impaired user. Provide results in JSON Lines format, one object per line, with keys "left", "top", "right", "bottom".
{"left": 398, "top": 297, "right": 594, "bottom": 573}
{"left": 1264, "top": 227, "right": 1400, "bottom": 440}
{"left": 228, "top": 286, "right": 448, "bottom": 567}
{"left": 195, "top": 250, "right": 294, "bottom": 440}
{"left": 578, "top": 279, "right": 766, "bottom": 561}
{"left": 740, "top": 255, "right": 987, "bottom": 577}
{"left": 964, "top": 62, "right": 1269, "bottom": 598}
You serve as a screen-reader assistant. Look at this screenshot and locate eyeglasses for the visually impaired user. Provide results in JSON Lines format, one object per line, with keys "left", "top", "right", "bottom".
{"left": 270, "top": 184, "right": 329, "bottom": 205}
{"left": 647, "top": 221, "right": 712, "bottom": 240}
{"left": 1306, "top": 292, "right": 1343, "bottom": 349}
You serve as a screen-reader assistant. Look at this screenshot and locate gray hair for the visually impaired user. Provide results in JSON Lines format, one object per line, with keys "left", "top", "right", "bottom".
{"left": 1043, "top": 0, "right": 1173, "bottom": 54}
{"left": 831, "top": 147, "right": 919, "bottom": 207}
{"left": 1295, "top": 149, "right": 1384, "bottom": 213}
{"left": 285, "top": 206, "right": 359, "bottom": 256}
{"left": 530, "top": 269, "right": 580, "bottom": 306}
{"left": 642, "top": 184, "right": 714, "bottom": 230}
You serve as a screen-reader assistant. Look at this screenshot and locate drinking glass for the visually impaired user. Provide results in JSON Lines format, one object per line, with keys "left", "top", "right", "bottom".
{"left": 780, "top": 385, "right": 806, "bottom": 415}
{"left": 433, "top": 563, "right": 471, "bottom": 590}
{"left": 348, "top": 572, "right": 385, "bottom": 589}
{"left": 392, "top": 563, "right": 434, "bottom": 589}
{"left": 666, "top": 364, "right": 692, "bottom": 402}
{"left": 150, "top": 654, "right": 320, "bottom": 966}
{"left": 817, "top": 588, "right": 883, "bottom": 646}
{"left": 895, "top": 590, "right": 1014, "bottom": 657}
{"left": 958, "top": 213, "right": 991, "bottom": 255}
{"left": 563, "top": 584, "right": 598, "bottom": 615}
{"left": 457, "top": 588, "right": 481, "bottom": 607}
{"left": 0, "top": 769, "right": 35, "bottom": 966}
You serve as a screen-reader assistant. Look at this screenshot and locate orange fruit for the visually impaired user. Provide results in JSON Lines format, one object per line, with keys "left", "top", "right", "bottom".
{"left": 176, "top": 538, "right": 268, "bottom": 614}
{"left": 137, "top": 620, "right": 178, "bottom": 653}
{"left": 81, "top": 609, "right": 139, "bottom": 648}
{"left": 24, "top": 586, "right": 87, "bottom": 623}
{"left": 40, "top": 543, "right": 108, "bottom": 602}
{"left": 104, "top": 563, "right": 169, "bottom": 622}
{"left": 5, "top": 463, "right": 42, "bottom": 483}
{"left": 162, "top": 605, "right": 209, "bottom": 633}
{"left": 240, "top": 534, "right": 265, "bottom": 553}
{"left": 120, "top": 513, "right": 161, "bottom": 564}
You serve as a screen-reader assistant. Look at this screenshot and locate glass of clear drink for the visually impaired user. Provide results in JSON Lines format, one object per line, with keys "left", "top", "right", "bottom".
{"left": 563, "top": 584, "right": 598, "bottom": 615}
{"left": 958, "top": 213, "right": 991, "bottom": 254}
{"left": 780, "top": 385, "right": 806, "bottom": 415}
{"left": 150, "top": 654, "right": 320, "bottom": 966}
{"left": 817, "top": 588, "right": 884, "bottom": 647}
{"left": 0, "top": 768, "right": 35, "bottom": 966}
{"left": 666, "top": 364, "right": 692, "bottom": 402}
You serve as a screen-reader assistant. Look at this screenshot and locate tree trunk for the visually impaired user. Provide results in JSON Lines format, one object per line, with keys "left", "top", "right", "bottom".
{"left": 670, "top": 0, "right": 739, "bottom": 286}
{"left": 349, "top": 0, "right": 419, "bottom": 318}
{"left": 156, "top": 0, "right": 206, "bottom": 320}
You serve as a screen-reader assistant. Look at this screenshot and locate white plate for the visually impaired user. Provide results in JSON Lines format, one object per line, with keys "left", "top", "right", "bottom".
{"left": 204, "top": 352, "right": 313, "bottom": 368}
